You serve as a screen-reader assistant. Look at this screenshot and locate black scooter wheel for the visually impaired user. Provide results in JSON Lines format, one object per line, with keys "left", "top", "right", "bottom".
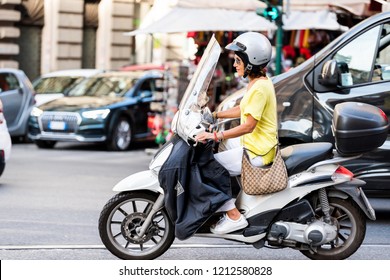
{"left": 300, "top": 197, "right": 366, "bottom": 260}
{"left": 98, "top": 191, "right": 175, "bottom": 260}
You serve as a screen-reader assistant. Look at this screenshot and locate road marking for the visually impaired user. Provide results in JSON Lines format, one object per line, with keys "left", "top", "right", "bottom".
{"left": 0, "top": 243, "right": 389, "bottom": 250}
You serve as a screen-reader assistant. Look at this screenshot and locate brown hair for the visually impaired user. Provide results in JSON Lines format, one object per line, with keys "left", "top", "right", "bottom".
{"left": 247, "top": 66, "right": 267, "bottom": 79}
{"left": 236, "top": 51, "right": 267, "bottom": 79}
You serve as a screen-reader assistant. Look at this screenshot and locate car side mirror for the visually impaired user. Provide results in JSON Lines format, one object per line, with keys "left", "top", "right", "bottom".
{"left": 318, "top": 60, "right": 353, "bottom": 87}
{"left": 318, "top": 60, "right": 340, "bottom": 87}
{"left": 139, "top": 90, "right": 153, "bottom": 99}
{"left": 382, "top": 66, "right": 390, "bottom": 80}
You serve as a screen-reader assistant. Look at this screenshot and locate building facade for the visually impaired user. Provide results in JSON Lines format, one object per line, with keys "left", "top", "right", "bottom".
{"left": 0, "top": 0, "right": 159, "bottom": 80}
{"left": 2, "top": 0, "right": 388, "bottom": 82}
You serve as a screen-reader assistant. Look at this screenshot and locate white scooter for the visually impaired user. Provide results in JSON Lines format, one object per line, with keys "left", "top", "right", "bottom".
{"left": 98, "top": 36, "right": 388, "bottom": 260}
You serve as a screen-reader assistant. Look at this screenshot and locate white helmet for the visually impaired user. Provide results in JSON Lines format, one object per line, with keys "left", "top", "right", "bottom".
{"left": 226, "top": 32, "right": 272, "bottom": 68}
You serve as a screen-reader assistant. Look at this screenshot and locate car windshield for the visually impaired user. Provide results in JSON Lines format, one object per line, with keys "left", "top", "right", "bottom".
{"left": 67, "top": 76, "right": 137, "bottom": 97}
{"left": 34, "top": 77, "right": 84, "bottom": 94}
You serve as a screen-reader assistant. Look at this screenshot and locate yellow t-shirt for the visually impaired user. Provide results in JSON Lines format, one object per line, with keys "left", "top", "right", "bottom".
{"left": 240, "top": 77, "right": 278, "bottom": 165}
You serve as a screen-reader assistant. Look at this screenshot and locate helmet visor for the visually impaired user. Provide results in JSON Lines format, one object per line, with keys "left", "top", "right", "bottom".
{"left": 225, "top": 41, "right": 247, "bottom": 52}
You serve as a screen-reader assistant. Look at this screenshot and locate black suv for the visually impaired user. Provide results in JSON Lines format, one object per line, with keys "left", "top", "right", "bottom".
{"left": 28, "top": 70, "right": 171, "bottom": 151}
{"left": 218, "top": 12, "right": 390, "bottom": 197}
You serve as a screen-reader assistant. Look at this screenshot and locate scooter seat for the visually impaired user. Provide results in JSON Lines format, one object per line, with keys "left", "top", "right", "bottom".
{"left": 281, "top": 142, "right": 333, "bottom": 175}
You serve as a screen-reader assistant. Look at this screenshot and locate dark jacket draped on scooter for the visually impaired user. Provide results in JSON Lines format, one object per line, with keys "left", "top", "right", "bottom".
{"left": 158, "top": 136, "right": 231, "bottom": 240}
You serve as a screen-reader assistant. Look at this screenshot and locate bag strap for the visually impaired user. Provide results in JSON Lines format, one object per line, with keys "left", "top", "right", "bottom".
{"left": 243, "top": 142, "right": 278, "bottom": 157}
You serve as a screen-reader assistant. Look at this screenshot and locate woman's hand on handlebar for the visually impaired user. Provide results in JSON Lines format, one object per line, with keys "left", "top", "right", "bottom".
{"left": 195, "top": 131, "right": 214, "bottom": 144}
{"left": 195, "top": 130, "right": 223, "bottom": 144}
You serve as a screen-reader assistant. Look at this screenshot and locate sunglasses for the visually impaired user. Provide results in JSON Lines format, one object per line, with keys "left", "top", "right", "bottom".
{"left": 234, "top": 56, "right": 243, "bottom": 65}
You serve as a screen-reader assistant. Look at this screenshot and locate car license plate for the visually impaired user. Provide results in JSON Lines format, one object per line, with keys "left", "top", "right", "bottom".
{"left": 49, "top": 121, "right": 66, "bottom": 130}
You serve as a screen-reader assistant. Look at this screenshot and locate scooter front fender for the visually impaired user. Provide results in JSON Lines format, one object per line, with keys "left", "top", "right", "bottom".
{"left": 113, "top": 170, "right": 164, "bottom": 194}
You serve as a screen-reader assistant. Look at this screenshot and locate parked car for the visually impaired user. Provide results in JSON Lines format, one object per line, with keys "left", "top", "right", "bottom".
{"left": 217, "top": 12, "right": 390, "bottom": 198}
{"left": 0, "top": 99, "right": 12, "bottom": 177}
{"left": 28, "top": 70, "right": 168, "bottom": 151}
{"left": 0, "top": 68, "right": 35, "bottom": 139}
{"left": 32, "top": 69, "right": 103, "bottom": 106}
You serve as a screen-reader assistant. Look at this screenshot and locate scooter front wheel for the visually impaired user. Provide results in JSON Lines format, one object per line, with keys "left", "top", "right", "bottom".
{"left": 98, "top": 191, "right": 175, "bottom": 260}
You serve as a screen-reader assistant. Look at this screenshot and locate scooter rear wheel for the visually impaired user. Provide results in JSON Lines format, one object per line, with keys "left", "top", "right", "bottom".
{"left": 300, "top": 197, "right": 366, "bottom": 260}
{"left": 98, "top": 191, "right": 175, "bottom": 260}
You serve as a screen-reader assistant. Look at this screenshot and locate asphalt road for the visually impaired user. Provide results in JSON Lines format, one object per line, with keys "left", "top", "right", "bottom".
{"left": 0, "top": 142, "right": 390, "bottom": 260}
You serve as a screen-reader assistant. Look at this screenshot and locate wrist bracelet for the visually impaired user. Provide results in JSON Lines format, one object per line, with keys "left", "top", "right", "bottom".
{"left": 220, "top": 131, "right": 225, "bottom": 140}
{"left": 213, "top": 131, "right": 219, "bottom": 142}
{"left": 212, "top": 111, "right": 218, "bottom": 119}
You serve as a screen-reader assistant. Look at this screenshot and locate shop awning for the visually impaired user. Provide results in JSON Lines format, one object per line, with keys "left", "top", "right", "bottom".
{"left": 124, "top": 0, "right": 276, "bottom": 36}
{"left": 124, "top": 0, "right": 355, "bottom": 36}
{"left": 282, "top": 10, "right": 349, "bottom": 31}
{"left": 288, "top": 0, "right": 372, "bottom": 17}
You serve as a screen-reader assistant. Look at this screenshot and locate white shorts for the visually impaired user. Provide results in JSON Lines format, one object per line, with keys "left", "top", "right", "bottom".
{"left": 214, "top": 138, "right": 264, "bottom": 176}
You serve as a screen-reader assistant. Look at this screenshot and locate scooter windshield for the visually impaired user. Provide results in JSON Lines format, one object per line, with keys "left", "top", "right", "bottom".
{"left": 174, "top": 35, "right": 221, "bottom": 143}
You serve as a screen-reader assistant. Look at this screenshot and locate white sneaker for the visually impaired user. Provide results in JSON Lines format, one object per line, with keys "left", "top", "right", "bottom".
{"left": 210, "top": 213, "right": 248, "bottom": 234}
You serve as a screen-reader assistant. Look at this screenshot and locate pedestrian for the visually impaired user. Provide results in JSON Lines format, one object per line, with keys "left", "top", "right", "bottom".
{"left": 195, "top": 32, "right": 278, "bottom": 234}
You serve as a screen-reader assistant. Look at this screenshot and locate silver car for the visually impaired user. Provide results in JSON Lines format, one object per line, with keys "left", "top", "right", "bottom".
{"left": 0, "top": 68, "right": 35, "bottom": 139}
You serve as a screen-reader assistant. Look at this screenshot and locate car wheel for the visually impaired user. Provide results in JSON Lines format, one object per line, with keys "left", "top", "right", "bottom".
{"left": 107, "top": 117, "right": 132, "bottom": 151}
{"left": 35, "top": 140, "right": 56, "bottom": 149}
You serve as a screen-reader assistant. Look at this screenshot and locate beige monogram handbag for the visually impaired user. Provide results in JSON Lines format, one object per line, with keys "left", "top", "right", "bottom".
{"left": 241, "top": 145, "right": 288, "bottom": 195}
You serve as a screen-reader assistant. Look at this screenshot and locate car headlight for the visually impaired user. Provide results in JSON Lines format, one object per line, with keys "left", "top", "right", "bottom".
{"left": 82, "top": 109, "right": 110, "bottom": 119}
{"left": 31, "top": 107, "right": 43, "bottom": 117}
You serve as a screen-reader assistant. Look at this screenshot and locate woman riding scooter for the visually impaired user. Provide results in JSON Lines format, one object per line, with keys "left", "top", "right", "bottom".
{"left": 195, "top": 32, "right": 278, "bottom": 234}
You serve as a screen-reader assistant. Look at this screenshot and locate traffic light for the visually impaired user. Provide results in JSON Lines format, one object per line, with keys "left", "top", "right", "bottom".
{"left": 256, "top": 0, "right": 281, "bottom": 22}
{"left": 257, "top": 6, "right": 280, "bottom": 22}
{"left": 256, "top": 0, "right": 283, "bottom": 75}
